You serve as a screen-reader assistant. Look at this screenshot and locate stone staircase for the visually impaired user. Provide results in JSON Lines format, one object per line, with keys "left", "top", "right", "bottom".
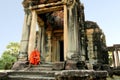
{"left": 7, "top": 71, "right": 56, "bottom": 80}
{"left": 1, "top": 62, "right": 108, "bottom": 80}
{"left": 7, "top": 63, "right": 57, "bottom": 80}
{"left": 27, "top": 63, "right": 53, "bottom": 71}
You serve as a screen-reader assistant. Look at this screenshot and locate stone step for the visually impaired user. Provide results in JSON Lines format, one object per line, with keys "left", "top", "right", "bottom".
{"left": 8, "top": 71, "right": 56, "bottom": 77}
{"left": 27, "top": 64, "right": 53, "bottom": 71}
{"left": 3, "top": 70, "right": 108, "bottom": 80}
{"left": 28, "top": 67, "right": 53, "bottom": 71}
{"left": 8, "top": 71, "right": 56, "bottom": 80}
{"left": 30, "top": 64, "right": 53, "bottom": 68}
{"left": 8, "top": 76, "right": 55, "bottom": 80}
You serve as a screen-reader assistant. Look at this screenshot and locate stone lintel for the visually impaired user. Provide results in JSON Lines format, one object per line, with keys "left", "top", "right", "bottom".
{"left": 29, "top": 1, "right": 64, "bottom": 10}
{"left": 114, "top": 44, "right": 120, "bottom": 48}
{"left": 107, "top": 46, "right": 115, "bottom": 51}
{"left": 53, "top": 29, "right": 63, "bottom": 33}
{"left": 36, "top": 5, "right": 63, "bottom": 14}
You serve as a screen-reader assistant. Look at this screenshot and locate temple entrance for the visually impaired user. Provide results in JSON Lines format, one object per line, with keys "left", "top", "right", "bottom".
{"left": 59, "top": 40, "right": 64, "bottom": 61}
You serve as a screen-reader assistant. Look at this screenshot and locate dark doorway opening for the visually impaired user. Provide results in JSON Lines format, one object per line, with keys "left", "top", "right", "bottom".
{"left": 59, "top": 41, "right": 64, "bottom": 61}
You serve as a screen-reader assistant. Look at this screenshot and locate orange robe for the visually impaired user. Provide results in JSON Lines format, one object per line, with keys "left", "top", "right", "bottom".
{"left": 29, "top": 50, "right": 40, "bottom": 65}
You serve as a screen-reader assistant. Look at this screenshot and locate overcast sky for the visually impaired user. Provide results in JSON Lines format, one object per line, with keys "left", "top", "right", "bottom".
{"left": 0, "top": 0, "right": 120, "bottom": 56}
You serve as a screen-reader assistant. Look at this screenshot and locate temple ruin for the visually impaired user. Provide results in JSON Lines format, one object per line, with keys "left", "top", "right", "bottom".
{"left": 18, "top": 0, "right": 109, "bottom": 66}
{"left": 108, "top": 44, "right": 120, "bottom": 67}
{"left": 2, "top": 0, "right": 119, "bottom": 80}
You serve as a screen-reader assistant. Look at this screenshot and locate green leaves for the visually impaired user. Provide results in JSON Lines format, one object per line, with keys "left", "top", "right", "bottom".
{"left": 0, "top": 42, "right": 20, "bottom": 70}
{"left": 6, "top": 42, "right": 20, "bottom": 56}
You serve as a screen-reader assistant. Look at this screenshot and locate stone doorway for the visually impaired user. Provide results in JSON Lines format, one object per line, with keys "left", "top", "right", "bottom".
{"left": 19, "top": 0, "right": 81, "bottom": 63}
{"left": 59, "top": 40, "right": 64, "bottom": 61}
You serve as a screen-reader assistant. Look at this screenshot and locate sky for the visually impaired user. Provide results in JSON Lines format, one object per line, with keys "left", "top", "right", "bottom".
{"left": 0, "top": 0, "right": 120, "bottom": 56}
{"left": 81, "top": 0, "right": 120, "bottom": 46}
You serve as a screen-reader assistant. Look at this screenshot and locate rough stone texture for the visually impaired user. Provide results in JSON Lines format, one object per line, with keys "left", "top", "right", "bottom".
{"left": 0, "top": 72, "right": 8, "bottom": 80}
{"left": 76, "top": 61, "right": 88, "bottom": 69}
{"left": 39, "top": 0, "right": 61, "bottom": 4}
{"left": 52, "top": 62, "right": 65, "bottom": 70}
{"left": 107, "top": 75, "right": 120, "bottom": 80}
{"left": 55, "top": 70, "right": 107, "bottom": 80}
{"left": 65, "top": 60, "right": 78, "bottom": 70}
{"left": 11, "top": 61, "right": 29, "bottom": 70}
{"left": 16, "top": 0, "right": 111, "bottom": 79}
{"left": 113, "top": 70, "right": 120, "bottom": 75}
{"left": 7, "top": 71, "right": 56, "bottom": 80}
{"left": 22, "top": 0, "right": 62, "bottom": 8}
{"left": 26, "top": 64, "right": 53, "bottom": 71}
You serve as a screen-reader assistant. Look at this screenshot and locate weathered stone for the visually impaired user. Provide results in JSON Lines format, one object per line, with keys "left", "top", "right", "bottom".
{"left": 65, "top": 60, "right": 78, "bottom": 70}
{"left": 11, "top": 61, "right": 29, "bottom": 70}
{"left": 52, "top": 62, "right": 65, "bottom": 70}
{"left": 15, "top": 0, "right": 112, "bottom": 79}
{"left": 18, "top": 52, "right": 28, "bottom": 61}
{"left": 113, "top": 69, "right": 120, "bottom": 76}
{"left": 76, "top": 61, "right": 88, "bottom": 69}
{"left": 55, "top": 70, "right": 107, "bottom": 80}
{"left": 39, "top": 0, "right": 61, "bottom": 4}
{"left": 0, "top": 72, "right": 8, "bottom": 80}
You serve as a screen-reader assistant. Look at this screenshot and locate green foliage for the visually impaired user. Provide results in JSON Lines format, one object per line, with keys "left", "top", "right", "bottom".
{"left": 0, "top": 42, "right": 20, "bottom": 70}
{"left": 108, "top": 51, "right": 113, "bottom": 66}
{"left": 0, "top": 53, "right": 17, "bottom": 69}
{"left": 6, "top": 42, "right": 20, "bottom": 57}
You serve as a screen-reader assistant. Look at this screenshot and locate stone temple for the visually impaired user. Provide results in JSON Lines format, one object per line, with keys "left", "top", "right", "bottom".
{"left": 2, "top": 0, "right": 119, "bottom": 80}
{"left": 18, "top": 0, "right": 109, "bottom": 67}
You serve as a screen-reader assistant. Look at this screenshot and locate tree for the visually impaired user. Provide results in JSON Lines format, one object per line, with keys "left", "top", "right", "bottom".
{"left": 0, "top": 42, "right": 20, "bottom": 70}
{"left": 5, "top": 42, "right": 20, "bottom": 57}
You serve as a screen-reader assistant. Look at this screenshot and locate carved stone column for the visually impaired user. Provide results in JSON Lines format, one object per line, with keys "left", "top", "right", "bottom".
{"left": 34, "top": 26, "right": 45, "bottom": 63}
{"left": 64, "top": 0, "right": 68, "bottom": 60}
{"left": 18, "top": 9, "right": 32, "bottom": 61}
{"left": 40, "top": 27, "right": 46, "bottom": 63}
{"left": 28, "top": 10, "right": 37, "bottom": 58}
{"left": 65, "top": 1, "right": 80, "bottom": 61}
{"left": 87, "top": 33, "right": 97, "bottom": 69}
{"left": 112, "top": 50, "right": 115, "bottom": 67}
{"left": 46, "top": 31, "right": 52, "bottom": 62}
{"left": 115, "top": 48, "right": 120, "bottom": 67}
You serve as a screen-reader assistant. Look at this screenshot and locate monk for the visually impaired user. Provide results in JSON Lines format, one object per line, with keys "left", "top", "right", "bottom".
{"left": 29, "top": 48, "right": 40, "bottom": 65}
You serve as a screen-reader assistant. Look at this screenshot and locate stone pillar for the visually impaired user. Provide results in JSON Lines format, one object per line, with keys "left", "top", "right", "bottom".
{"left": 51, "top": 38, "right": 56, "bottom": 62}
{"left": 18, "top": 9, "right": 32, "bottom": 61}
{"left": 35, "top": 26, "right": 45, "bottom": 63}
{"left": 37, "top": 28, "right": 41, "bottom": 52}
{"left": 112, "top": 50, "right": 115, "bottom": 67}
{"left": 64, "top": 1, "right": 68, "bottom": 60}
{"left": 57, "top": 40, "right": 60, "bottom": 61}
{"left": 40, "top": 27, "right": 45, "bottom": 63}
{"left": 46, "top": 31, "right": 52, "bottom": 62}
{"left": 66, "top": 2, "right": 80, "bottom": 61}
{"left": 115, "top": 48, "right": 119, "bottom": 67}
{"left": 87, "top": 33, "right": 95, "bottom": 69}
{"left": 79, "top": 4, "right": 86, "bottom": 61}
{"left": 28, "top": 10, "right": 37, "bottom": 58}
